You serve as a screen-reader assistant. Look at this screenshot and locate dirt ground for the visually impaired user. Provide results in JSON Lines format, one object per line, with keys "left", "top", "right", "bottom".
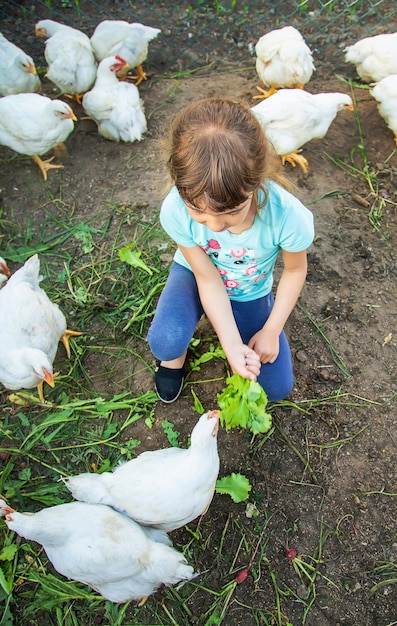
{"left": 1, "top": 17, "right": 397, "bottom": 626}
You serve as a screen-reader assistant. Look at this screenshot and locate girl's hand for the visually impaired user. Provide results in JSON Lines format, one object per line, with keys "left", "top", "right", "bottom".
{"left": 228, "top": 345, "right": 261, "bottom": 380}
{"left": 248, "top": 327, "right": 280, "bottom": 364}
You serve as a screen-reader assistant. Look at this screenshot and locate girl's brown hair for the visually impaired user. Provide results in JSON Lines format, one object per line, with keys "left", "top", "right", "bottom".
{"left": 164, "top": 97, "right": 293, "bottom": 213}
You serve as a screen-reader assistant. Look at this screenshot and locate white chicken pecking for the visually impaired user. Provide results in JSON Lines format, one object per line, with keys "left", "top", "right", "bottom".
{"left": 35, "top": 19, "right": 97, "bottom": 102}
{"left": 254, "top": 25, "right": 315, "bottom": 99}
{"left": 0, "top": 257, "right": 11, "bottom": 288}
{"left": 90, "top": 20, "right": 161, "bottom": 85}
{"left": 82, "top": 55, "right": 147, "bottom": 142}
{"left": 64, "top": 410, "right": 220, "bottom": 531}
{"left": 344, "top": 32, "right": 397, "bottom": 83}
{"left": 252, "top": 88, "right": 353, "bottom": 172}
{"left": 0, "top": 254, "right": 81, "bottom": 401}
{"left": 0, "top": 32, "right": 41, "bottom": 96}
{"left": 370, "top": 74, "right": 397, "bottom": 145}
{"left": 0, "top": 498, "right": 194, "bottom": 604}
{"left": 0, "top": 93, "right": 76, "bottom": 179}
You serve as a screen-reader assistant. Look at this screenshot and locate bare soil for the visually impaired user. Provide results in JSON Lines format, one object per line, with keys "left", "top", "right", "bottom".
{"left": 0, "top": 16, "right": 397, "bottom": 626}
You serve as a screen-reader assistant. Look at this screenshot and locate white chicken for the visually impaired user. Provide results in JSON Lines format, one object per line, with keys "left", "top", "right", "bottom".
{"left": 0, "top": 254, "right": 81, "bottom": 400}
{"left": 90, "top": 20, "right": 161, "bottom": 85}
{"left": 0, "top": 32, "right": 41, "bottom": 96}
{"left": 252, "top": 89, "right": 353, "bottom": 172}
{"left": 35, "top": 19, "right": 97, "bottom": 102}
{"left": 370, "top": 74, "right": 397, "bottom": 145}
{"left": 82, "top": 55, "right": 147, "bottom": 142}
{"left": 0, "top": 93, "right": 76, "bottom": 179}
{"left": 254, "top": 25, "right": 315, "bottom": 99}
{"left": 345, "top": 32, "right": 397, "bottom": 83}
{"left": 64, "top": 410, "right": 220, "bottom": 531}
{"left": 0, "top": 499, "right": 194, "bottom": 604}
{"left": 0, "top": 257, "right": 10, "bottom": 288}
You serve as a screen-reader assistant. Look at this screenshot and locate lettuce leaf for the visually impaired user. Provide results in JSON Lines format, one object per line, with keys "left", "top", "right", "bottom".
{"left": 217, "top": 373, "right": 272, "bottom": 434}
{"left": 215, "top": 473, "right": 252, "bottom": 502}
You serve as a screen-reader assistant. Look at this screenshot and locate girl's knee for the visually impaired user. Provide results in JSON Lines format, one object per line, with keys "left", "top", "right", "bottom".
{"left": 264, "top": 375, "right": 294, "bottom": 402}
{"left": 258, "top": 365, "right": 294, "bottom": 402}
{"left": 147, "top": 324, "right": 189, "bottom": 361}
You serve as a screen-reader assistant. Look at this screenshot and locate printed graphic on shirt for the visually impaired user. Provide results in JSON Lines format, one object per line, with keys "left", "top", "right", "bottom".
{"left": 202, "top": 239, "right": 266, "bottom": 298}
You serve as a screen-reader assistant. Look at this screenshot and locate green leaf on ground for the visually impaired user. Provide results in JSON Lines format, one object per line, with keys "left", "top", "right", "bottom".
{"left": 161, "top": 420, "right": 180, "bottom": 447}
{"left": 215, "top": 473, "right": 252, "bottom": 502}
{"left": 118, "top": 244, "right": 154, "bottom": 275}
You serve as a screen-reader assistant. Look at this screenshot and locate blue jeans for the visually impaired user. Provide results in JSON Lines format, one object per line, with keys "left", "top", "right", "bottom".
{"left": 147, "top": 262, "right": 294, "bottom": 402}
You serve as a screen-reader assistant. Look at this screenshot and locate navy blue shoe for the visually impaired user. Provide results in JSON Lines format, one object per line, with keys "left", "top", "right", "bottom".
{"left": 154, "top": 365, "right": 184, "bottom": 403}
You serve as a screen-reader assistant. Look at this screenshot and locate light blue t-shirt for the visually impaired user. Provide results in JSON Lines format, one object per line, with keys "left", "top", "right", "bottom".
{"left": 160, "top": 182, "right": 314, "bottom": 302}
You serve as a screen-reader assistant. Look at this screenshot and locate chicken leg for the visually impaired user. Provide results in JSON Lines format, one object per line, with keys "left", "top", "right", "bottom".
{"left": 32, "top": 155, "right": 64, "bottom": 180}
{"left": 281, "top": 150, "right": 309, "bottom": 173}
{"left": 64, "top": 93, "right": 84, "bottom": 105}
{"left": 254, "top": 85, "right": 278, "bottom": 99}
{"left": 120, "top": 64, "right": 147, "bottom": 86}
{"left": 254, "top": 83, "right": 304, "bottom": 100}
{"left": 61, "top": 329, "right": 83, "bottom": 358}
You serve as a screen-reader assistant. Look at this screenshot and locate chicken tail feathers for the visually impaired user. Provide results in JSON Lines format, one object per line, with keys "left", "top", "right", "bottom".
{"left": 8, "top": 254, "right": 42, "bottom": 287}
{"left": 146, "top": 543, "right": 195, "bottom": 586}
{"left": 62, "top": 472, "right": 112, "bottom": 504}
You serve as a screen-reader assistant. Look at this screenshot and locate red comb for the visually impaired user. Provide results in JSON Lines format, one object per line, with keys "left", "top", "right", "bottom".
{"left": 115, "top": 55, "right": 126, "bottom": 64}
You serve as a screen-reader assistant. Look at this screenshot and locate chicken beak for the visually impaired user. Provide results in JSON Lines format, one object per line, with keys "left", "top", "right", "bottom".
{"left": 208, "top": 410, "right": 220, "bottom": 436}
{"left": 347, "top": 104, "right": 354, "bottom": 112}
{"left": 68, "top": 111, "right": 78, "bottom": 122}
{"left": 43, "top": 368, "right": 55, "bottom": 388}
{"left": 0, "top": 261, "right": 10, "bottom": 276}
{"left": 0, "top": 497, "right": 15, "bottom": 517}
{"left": 27, "top": 60, "right": 37, "bottom": 75}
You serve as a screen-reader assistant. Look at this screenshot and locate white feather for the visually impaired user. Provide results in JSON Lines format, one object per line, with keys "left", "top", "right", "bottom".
{"left": 82, "top": 56, "right": 147, "bottom": 142}
{"left": 370, "top": 74, "right": 397, "bottom": 143}
{"left": 2, "top": 500, "right": 194, "bottom": 604}
{"left": 252, "top": 89, "right": 353, "bottom": 163}
{"left": 345, "top": 33, "right": 397, "bottom": 83}
{"left": 64, "top": 410, "right": 220, "bottom": 531}
{"left": 0, "top": 32, "right": 41, "bottom": 95}
{"left": 255, "top": 26, "right": 315, "bottom": 90}
{"left": 0, "top": 254, "right": 67, "bottom": 392}
{"left": 36, "top": 19, "right": 97, "bottom": 95}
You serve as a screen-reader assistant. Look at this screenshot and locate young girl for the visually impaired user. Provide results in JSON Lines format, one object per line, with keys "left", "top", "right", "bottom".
{"left": 147, "top": 98, "right": 314, "bottom": 403}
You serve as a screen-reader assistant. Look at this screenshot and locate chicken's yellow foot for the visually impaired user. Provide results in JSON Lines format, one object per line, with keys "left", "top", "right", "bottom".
{"left": 124, "top": 64, "right": 147, "bottom": 86}
{"left": 64, "top": 93, "right": 84, "bottom": 105}
{"left": 37, "top": 370, "right": 58, "bottom": 402}
{"left": 37, "top": 380, "right": 45, "bottom": 403}
{"left": 253, "top": 85, "right": 278, "bottom": 100}
{"left": 135, "top": 64, "right": 147, "bottom": 85}
{"left": 281, "top": 150, "right": 309, "bottom": 173}
{"left": 32, "top": 155, "right": 64, "bottom": 180}
{"left": 61, "top": 329, "right": 83, "bottom": 358}
{"left": 138, "top": 595, "right": 149, "bottom": 607}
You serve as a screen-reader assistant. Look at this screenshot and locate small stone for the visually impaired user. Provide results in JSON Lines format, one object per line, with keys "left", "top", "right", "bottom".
{"left": 295, "top": 350, "right": 308, "bottom": 363}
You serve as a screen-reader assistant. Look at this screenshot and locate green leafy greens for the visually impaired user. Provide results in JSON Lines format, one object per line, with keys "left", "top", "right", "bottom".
{"left": 217, "top": 373, "right": 272, "bottom": 434}
{"left": 215, "top": 473, "right": 252, "bottom": 503}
